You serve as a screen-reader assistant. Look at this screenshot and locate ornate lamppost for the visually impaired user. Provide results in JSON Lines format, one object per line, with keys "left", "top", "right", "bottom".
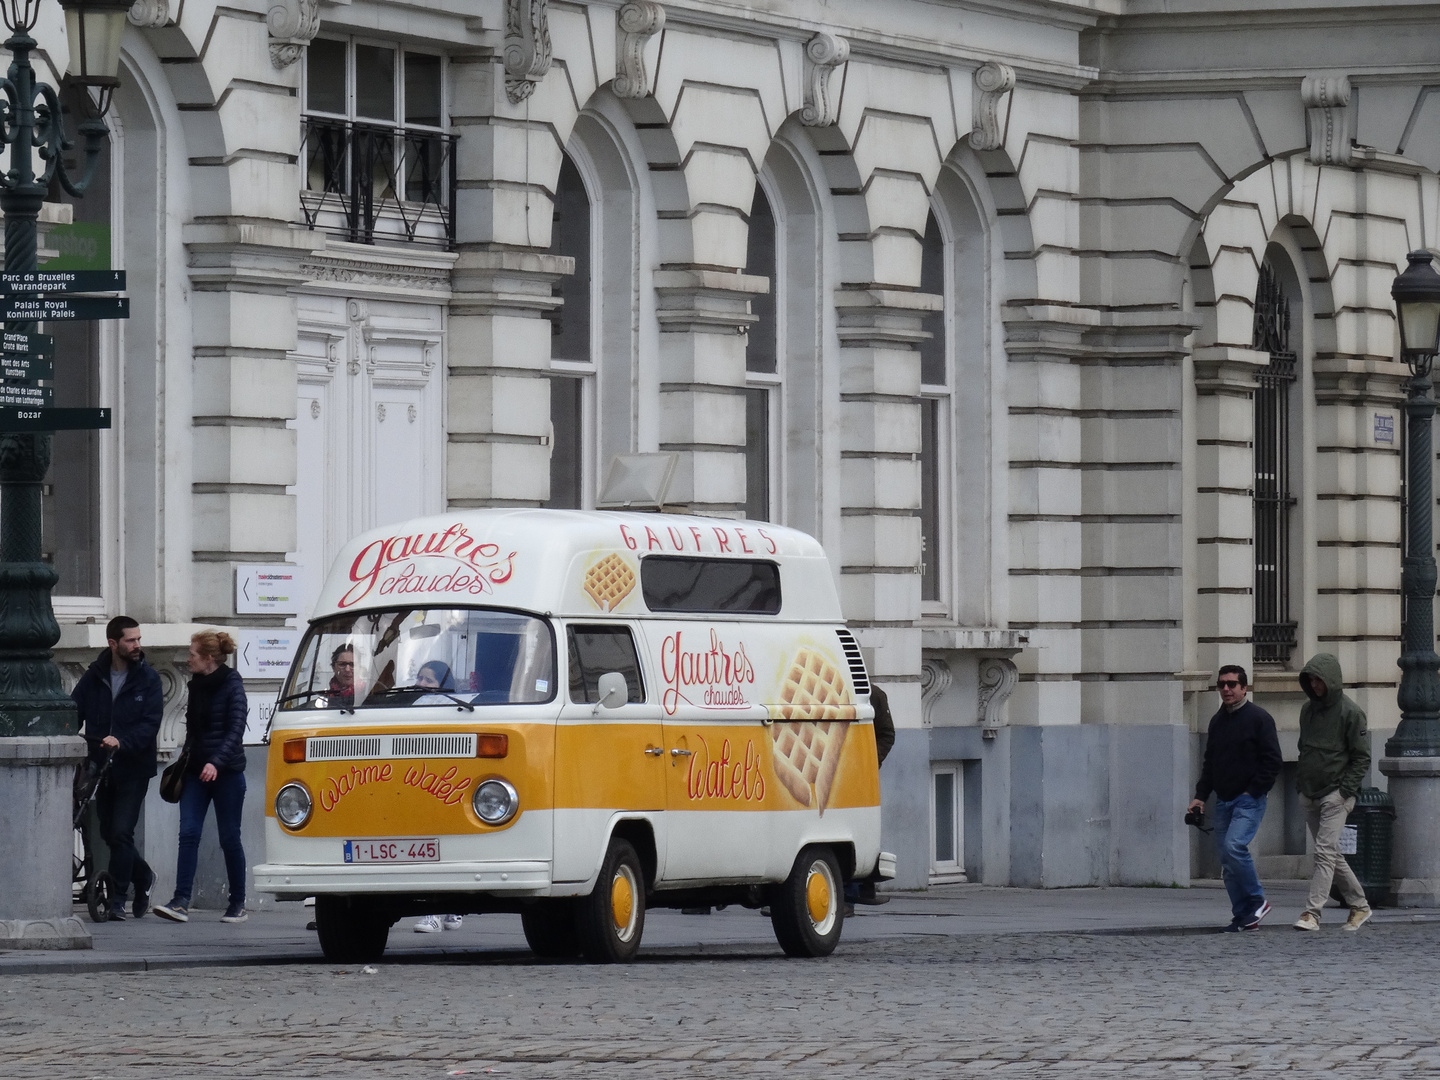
{"left": 1381, "top": 250, "right": 1440, "bottom": 906}
{"left": 0, "top": 0, "right": 127, "bottom": 943}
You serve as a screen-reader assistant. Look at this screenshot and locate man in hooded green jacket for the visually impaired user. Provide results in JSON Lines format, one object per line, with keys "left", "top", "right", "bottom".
{"left": 1294, "top": 653, "right": 1372, "bottom": 931}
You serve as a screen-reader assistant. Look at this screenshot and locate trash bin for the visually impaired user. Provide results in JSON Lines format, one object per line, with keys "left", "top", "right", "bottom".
{"left": 1331, "top": 786, "right": 1396, "bottom": 909}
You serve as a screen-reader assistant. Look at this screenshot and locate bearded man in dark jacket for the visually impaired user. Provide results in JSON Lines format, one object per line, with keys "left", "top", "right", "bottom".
{"left": 71, "top": 616, "right": 165, "bottom": 920}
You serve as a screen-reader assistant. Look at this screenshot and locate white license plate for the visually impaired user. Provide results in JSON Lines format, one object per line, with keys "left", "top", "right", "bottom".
{"left": 344, "top": 839, "right": 440, "bottom": 864}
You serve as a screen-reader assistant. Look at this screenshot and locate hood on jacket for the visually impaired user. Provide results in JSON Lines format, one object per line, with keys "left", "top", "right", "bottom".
{"left": 1300, "top": 653, "right": 1343, "bottom": 703}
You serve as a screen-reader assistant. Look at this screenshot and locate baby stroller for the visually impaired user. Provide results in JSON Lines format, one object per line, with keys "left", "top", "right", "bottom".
{"left": 72, "top": 747, "right": 115, "bottom": 923}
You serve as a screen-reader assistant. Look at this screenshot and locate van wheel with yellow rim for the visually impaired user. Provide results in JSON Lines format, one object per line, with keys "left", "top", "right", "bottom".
{"left": 770, "top": 846, "right": 844, "bottom": 958}
{"left": 577, "top": 838, "right": 645, "bottom": 963}
{"left": 521, "top": 900, "right": 581, "bottom": 958}
{"left": 315, "top": 895, "right": 391, "bottom": 963}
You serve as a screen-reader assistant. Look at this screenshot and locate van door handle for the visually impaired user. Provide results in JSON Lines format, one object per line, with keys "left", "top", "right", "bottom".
{"left": 670, "top": 748, "right": 692, "bottom": 758}
{"left": 643, "top": 746, "right": 663, "bottom": 756}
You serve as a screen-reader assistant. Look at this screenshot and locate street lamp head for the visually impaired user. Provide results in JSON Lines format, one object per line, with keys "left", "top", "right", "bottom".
{"left": 1392, "top": 250, "right": 1440, "bottom": 376}
{"left": 56, "top": 0, "right": 128, "bottom": 114}
{"left": 0, "top": 0, "right": 40, "bottom": 32}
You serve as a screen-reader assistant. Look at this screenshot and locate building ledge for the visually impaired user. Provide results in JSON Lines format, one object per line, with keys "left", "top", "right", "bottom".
{"left": 921, "top": 627, "right": 1030, "bottom": 652}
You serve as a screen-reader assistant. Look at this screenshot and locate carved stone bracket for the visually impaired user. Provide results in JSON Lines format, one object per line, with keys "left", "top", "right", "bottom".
{"left": 268, "top": 0, "right": 321, "bottom": 70}
{"left": 505, "top": 0, "right": 553, "bottom": 105}
{"left": 970, "top": 62, "right": 1015, "bottom": 152}
{"left": 801, "top": 31, "right": 849, "bottom": 127}
{"left": 614, "top": 2, "right": 664, "bottom": 100}
{"left": 1301, "top": 74, "right": 1353, "bottom": 166}
{"left": 977, "top": 657, "right": 1018, "bottom": 738}
{"left": 127, "top": 0, "right": 170, "bottom": 29}
{"left": 919, "top": 658, "right": 952, "bottom": 729}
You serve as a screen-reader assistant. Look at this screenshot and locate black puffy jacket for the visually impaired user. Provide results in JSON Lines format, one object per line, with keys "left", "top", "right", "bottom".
{"left": 71, "top": 649, "right": 164, "bottom": 779}
{"left": 184, "top": 664, "right": 248, "bottom": 775}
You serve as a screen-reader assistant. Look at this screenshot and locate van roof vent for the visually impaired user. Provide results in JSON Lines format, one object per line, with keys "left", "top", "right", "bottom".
{"left": 835, "top": 628, "right": 870, "bottom": 697}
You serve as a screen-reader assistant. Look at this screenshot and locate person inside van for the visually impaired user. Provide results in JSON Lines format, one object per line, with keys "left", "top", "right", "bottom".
{"left": 327, "top": 644, "right": 356, "bottom": 707}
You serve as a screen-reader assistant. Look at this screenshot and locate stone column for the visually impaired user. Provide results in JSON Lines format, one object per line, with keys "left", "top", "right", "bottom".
{"left": 0, "top": 736, "right": 90, "bottom": 947}
{"left": 654, "top": 268, "right": 767, "bottom": 515}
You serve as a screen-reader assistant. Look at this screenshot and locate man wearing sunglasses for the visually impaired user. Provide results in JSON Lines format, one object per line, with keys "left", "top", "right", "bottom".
{"left": 1187, "top": 665, "right": 1282, "bottom": 931}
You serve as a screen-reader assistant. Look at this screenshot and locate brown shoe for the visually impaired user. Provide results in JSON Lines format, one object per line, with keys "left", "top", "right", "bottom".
{"left": 1343, "top": 907, "right": 1372, "bottom": 932}
{"left": 1293, "top": 912, "right": 1320, "bottom": 932}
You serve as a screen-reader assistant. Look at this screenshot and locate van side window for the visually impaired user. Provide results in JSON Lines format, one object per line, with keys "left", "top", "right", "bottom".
{"left": 640, "top": 556, "right": 781, "bottom": 614}
{"left": 567, "top": 625, "right": 646, "bottom": 704}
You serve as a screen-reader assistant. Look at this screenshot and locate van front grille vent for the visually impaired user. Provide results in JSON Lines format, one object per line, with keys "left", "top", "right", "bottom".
{"left": 835, "top": 628, "right": 870, "bottom": 697}
{"left": 304, "top": 734, "right": 476, "bottom": 761}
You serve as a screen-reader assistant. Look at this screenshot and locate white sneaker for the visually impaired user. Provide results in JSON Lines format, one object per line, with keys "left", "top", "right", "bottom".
{"left": 1293, "top": 912, "right": 1320, "bottom": 932}
{"left": 1343, "top": 907, "right": 1372, "bottom": 932}
{"left": 441, "top": 914, "right": 464, "bottom": 931}
{"left": 413, "top": 914, "right": 443, "bottom": 933}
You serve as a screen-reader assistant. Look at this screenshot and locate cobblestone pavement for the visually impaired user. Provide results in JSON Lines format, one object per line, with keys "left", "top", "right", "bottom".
{"left": 4, "top": 923, "right": 1438, "bottom": 1078}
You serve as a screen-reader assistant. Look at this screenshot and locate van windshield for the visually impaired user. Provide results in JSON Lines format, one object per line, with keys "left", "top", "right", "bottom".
{"left": 279, "top": 608, "right": 556, "bottom": 711}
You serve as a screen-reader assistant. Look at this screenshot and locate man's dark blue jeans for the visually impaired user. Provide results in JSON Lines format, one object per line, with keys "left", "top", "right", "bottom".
{"left": 96, "top": 770, "right": 153, "bottom": 899}
{"left": 174, "top": 770, "right": 247, "bottom": 908}
{"left": 1212, "top": 792, "right": 1267, "bottom": 922}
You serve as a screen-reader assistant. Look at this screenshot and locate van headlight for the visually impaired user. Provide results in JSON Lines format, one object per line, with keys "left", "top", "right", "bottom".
{"left": 275, "top": 782, "right": 313, "bottom": 829}
{"left": 473, "top": 778, "right": 519, "bottom": 825}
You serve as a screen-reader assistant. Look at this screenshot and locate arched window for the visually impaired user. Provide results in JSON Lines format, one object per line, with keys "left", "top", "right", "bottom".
{"left": 743, "top": 183, "right": 779, "bottom": 521}
{"left": 918, "top": 208, "right": 947, "bottom": 604}
{"left": 546, "top": 154, "right": 592, "bottom": 509}
{"left": 1252, "top": 258, "right": 1297, "bottom": 662}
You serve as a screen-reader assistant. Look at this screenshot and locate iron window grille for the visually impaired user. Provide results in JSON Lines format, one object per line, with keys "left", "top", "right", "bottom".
{"left": 300, "top": 117, "right": 457, "bottom": 250}
{"left": 1252, "top": 260, "right": 1298, "bottom": 663}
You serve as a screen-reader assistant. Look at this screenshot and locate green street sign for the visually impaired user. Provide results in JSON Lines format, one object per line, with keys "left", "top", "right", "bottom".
{"left": 0, "top": 270, "right": 124, "bottom": 293}
{"left": 1, "top": 332, "right": 53, "bottom": 355}
{"left": 0, "top": 406, "right": 110, "bottom": 431}
{"left": 0, "top": 354, "right": 53, "bottom": 381}
{"left": 0, "top": 385, "right": 52, "bottom": 408}
{"left": 0, "top": 296, "right": 128, "bottom": 321}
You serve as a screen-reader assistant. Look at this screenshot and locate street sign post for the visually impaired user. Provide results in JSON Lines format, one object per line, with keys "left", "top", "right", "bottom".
{"left": 0, "top": 406, "right": 110, "bottom": 431}
{"left": 0, "top": 385, "right": 52, "bottom": 407}
{"left": 0, "top": 353, "right": 53, "bottom": 381}
{"left": 0, "top": 270, "right": 124, "bottom": 293}
{"left": 0, "top": 296, "right": 128, "bottom": 321}
{"left": 1, "top": 331, "right": 52, "bottom": 354}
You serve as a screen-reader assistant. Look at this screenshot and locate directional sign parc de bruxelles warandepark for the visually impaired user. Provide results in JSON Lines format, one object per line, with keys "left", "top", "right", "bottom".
{"left": 0, "top": 270, "right": 126, "bottom": 432}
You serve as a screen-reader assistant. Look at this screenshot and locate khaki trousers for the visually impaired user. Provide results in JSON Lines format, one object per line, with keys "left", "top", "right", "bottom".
{"left": 1301, "top": 790, "right": 1369, "bottom": 918}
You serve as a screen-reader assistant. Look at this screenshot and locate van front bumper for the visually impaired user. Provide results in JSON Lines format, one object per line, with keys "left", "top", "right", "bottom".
{"left": 253, "top": 860, "right": 551, "bottom": 899}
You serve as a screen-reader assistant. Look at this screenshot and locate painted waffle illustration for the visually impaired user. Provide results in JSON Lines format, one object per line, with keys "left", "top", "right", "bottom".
{"left": 582, "top": 553, "right": 635, "bottom": 612}
{"left": 770, "top": 647, "right": 856, "bottom": 814}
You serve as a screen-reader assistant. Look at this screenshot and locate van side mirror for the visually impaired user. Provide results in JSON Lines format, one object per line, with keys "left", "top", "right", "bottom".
{"left": 594, "top": 671, "right": 628, "bottom": 713}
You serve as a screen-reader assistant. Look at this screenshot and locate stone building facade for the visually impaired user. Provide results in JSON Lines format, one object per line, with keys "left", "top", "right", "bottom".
{"left": 32, "top": 0, "right": 1440, "bottom": 899}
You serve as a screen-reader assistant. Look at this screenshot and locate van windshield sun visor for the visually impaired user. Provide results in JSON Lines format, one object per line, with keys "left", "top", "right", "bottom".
{"left": 277, "top": 607, "right": 556, "bottom": 712}
{"left": 639, "top": 555, "right": 781, "bottom": 615}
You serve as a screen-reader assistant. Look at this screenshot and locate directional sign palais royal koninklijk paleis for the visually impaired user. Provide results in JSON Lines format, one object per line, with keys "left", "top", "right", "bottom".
{"left": 0, "top": 270, "right": 127, "bottom": 432}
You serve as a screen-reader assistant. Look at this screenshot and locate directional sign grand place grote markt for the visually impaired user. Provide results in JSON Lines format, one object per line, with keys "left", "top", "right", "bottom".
{"left": 0, "top": 270, "right": 126, "bottom": 432}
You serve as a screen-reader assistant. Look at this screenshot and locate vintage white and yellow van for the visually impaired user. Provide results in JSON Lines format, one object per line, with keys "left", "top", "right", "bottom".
{"left": 255, "top": 509, "right": 892, "bottom": 963}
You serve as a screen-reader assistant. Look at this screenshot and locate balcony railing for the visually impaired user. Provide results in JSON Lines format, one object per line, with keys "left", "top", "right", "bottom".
{"left": 299, "top": 117, "right": 457, "bottom": 250}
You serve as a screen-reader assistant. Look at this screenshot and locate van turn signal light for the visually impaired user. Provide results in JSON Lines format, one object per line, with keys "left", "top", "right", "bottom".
{"left": 476, "top": 733, "right": 508, "bottom": 758}
{"left": 283, "top": 738, "right": 306, "bottom": 763}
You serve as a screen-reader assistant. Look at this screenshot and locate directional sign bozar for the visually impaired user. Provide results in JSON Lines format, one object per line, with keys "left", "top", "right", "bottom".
{"left": 0, "top": 407, "right": 110, "bottom": 431}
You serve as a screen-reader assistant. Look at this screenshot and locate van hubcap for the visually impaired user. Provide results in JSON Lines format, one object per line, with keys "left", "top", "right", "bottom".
{"left": 611, "top": 869, "right": 636, "bottom": 936}
{"left": 805, "top": 865, "right": 832, "bottom": 925}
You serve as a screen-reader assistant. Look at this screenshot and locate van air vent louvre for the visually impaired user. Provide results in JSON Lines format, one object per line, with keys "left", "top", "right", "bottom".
{"left": 304, "top": 734, "right": 477, "bottom": 761}
{"left": 835, "top": 629, "right": 870, "bottom": 697}
{"left": 306, "top": 736, "right": 383, "bottom": 760}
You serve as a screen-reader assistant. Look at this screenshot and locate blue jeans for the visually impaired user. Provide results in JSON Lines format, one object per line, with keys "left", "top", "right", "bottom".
{"left": 173, "top": 770, "right": 247, "bottom": 907}
{"left": 1212, "top": 793, "right": 1266, "bottom": 921}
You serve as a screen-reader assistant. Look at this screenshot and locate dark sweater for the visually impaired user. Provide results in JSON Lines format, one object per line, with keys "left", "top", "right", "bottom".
{"left": 71, "top": 649, "right": 165, "bottom": 779}
{"left": 1194, "top": 699, "right": 1282, "bottom": 802}
{"left": 184, "top": 665, "right": 248, "bottom": 775}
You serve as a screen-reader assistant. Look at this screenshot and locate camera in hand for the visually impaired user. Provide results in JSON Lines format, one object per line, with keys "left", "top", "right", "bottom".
{"left": 1183, "top": 806, "right": 1205, "bottom": 828}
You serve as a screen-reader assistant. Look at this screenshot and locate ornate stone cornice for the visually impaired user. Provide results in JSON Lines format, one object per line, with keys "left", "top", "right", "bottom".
{"left": 801, "top": 31, "right": 849, "bottom": 127}
{"left": 299, "top": 257, "right": 452, "bottom": 296}
{"left": 971, "top": 61, "right": 1015, "bottom": 152}
{"left": 1301, "top": 74, "right": 1352, "bottom": 167}
{"left": 505, "top": 0, "right": 553, "bottom": 105}
{"left": 127, "top": 0, "right": 169, "bottom": 28}
{"left": 267, "top": 0, "right": 320, "bottom": 70}
{"left": 615, "top": 2, "right": 664, "bottom": 100}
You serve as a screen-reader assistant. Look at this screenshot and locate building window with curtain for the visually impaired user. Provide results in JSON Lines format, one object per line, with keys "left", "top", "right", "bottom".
{"left": 1252, "top": 259, "right": 1297, "bottom": 663}
{"left": 918, "top": 209, "right": 949, "bottom": 607}
{"left": 744, "top": 183, "right": 780, "bottom": 522}
{"left": 546, "top": 154, "right": 593, "bottom": 509}
{"left": 300, "top": 37, "right": 455, "bottom": 247}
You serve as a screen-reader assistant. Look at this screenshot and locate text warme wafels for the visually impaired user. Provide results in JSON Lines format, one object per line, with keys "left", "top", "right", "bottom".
{"left": 770, "top": 646, "right": 855, "bottom": 814}
{"left": 583, "top": 553, "right": 635, "bottom": 612}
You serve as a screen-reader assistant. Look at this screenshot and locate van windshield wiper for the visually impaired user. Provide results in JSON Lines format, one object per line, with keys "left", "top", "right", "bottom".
{"left": 367, "top": 685, "right": 475, "bottom": 712}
